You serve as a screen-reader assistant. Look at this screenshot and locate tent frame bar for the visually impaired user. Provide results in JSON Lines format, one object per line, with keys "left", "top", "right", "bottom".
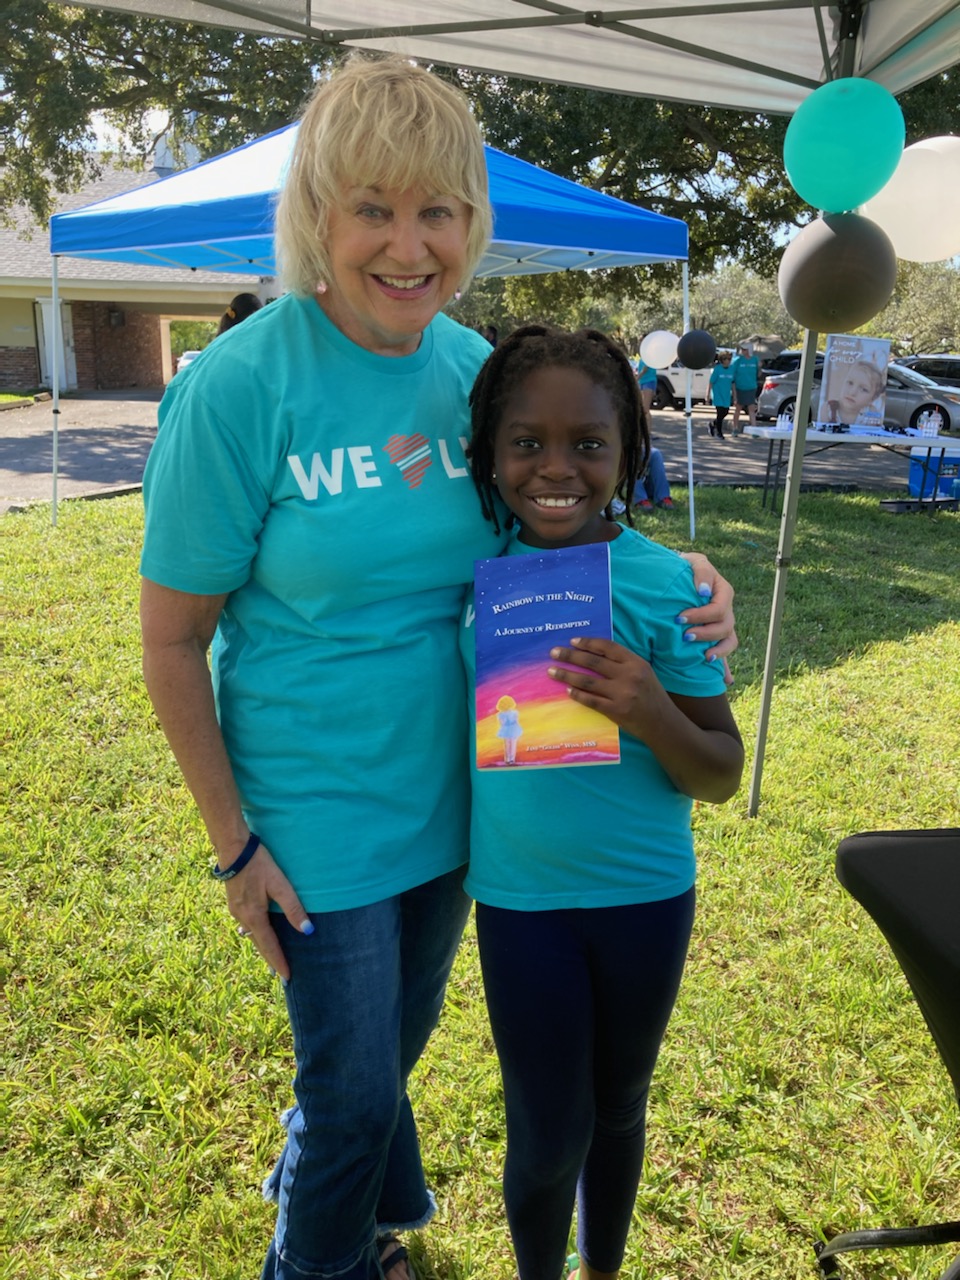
{"left": 747, "top": 326, "right": 820, "bottom": 815}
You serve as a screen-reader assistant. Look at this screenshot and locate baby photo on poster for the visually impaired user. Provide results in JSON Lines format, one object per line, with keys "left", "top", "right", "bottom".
{"left": 473, "top": 542, "right": 620, "bottom": 770}
{"left": 817, "top": 334, "right": 891, "bottom": 428}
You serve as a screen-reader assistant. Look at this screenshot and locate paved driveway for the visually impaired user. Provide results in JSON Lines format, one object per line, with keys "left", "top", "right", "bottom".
{"left": 1, "top": 391, "right": 918, "bottom": 518}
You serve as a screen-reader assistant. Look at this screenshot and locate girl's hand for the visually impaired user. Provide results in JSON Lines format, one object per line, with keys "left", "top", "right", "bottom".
{"left": 675, "top": 554, "right": 737, "bottom": 682}
{"left": 547, "top": 636, "right": 669, "bottom": 740}
{"left": 549, "top": 637, "right": 745, "bottom": 802}
{"left": 222, "top": 842, "right": 313, "bottom": 981}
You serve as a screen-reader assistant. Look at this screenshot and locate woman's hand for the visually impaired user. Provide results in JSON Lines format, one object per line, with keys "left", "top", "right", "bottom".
{"left": 222, "top": 841, "right": 313, "bottom": 982}
{"left": 675, "top": 553, "right": 737, "bottom": 682}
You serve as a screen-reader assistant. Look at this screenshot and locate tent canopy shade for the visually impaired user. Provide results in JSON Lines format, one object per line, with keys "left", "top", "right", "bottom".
{"left": 49, "top": 127, "right": 689, "bottom": 277}
{"left": 56, "top": 1, "right": 960, "bottom": 115}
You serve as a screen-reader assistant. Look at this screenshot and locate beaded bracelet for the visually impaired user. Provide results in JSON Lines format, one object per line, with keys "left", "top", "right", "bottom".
{"left": 210, "top": 832, "right": 261, "bottom": 881}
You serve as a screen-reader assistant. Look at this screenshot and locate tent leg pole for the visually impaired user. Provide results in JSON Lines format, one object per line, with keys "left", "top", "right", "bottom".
{"left": 682, "top": 261, "right": 695, "bottom": 539}
{"left": 51, "top": 256, "right": 61, "bottom": 527}
{"left": 747, "top": 327, "right": 819, "bottom": 815}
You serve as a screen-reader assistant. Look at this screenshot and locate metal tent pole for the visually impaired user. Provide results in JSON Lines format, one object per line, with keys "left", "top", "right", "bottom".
{"left": 682, "top": 261, "right": 695, "bottom": 539}
{"left": 747, "top": 326, "right": 820, "bottom": 815}
{"left": 51, "top": 256, "right": 61, "bottom": 527}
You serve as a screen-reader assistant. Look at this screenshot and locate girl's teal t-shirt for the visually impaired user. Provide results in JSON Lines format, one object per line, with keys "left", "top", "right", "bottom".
{"left": 460, "top": 527, "right": 727, "bottom": 910}
{"left": 141, "top": 295, "right": 505, "bottom": 911}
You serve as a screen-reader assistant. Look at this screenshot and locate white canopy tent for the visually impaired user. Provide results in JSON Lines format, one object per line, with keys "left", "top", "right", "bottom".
{"left": 58, "top": 2, "right": 960, "bottom": 113}
{"left": 53, "top": 0, "right": 960, "bottom": 810}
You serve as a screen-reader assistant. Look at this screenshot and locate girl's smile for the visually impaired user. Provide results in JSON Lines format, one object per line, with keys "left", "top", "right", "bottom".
{"left": 493, "top": 365, "right": 625, "bottom": 549}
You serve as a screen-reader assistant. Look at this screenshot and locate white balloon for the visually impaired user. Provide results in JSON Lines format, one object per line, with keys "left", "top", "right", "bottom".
{"left": 861, "top": 135, "right": 960, "bottom": 262}
{"left": 639, "top": 329, "right": 680, "bottom": 368}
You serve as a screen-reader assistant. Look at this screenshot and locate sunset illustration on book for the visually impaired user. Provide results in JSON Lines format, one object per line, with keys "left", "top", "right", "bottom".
{"left": 474, "top": 542, "right": 620, "bottom": 769}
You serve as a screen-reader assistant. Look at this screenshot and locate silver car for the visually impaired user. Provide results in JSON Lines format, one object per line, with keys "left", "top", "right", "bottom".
{"left": 757, "top": 362, "right": 960, "bottom": 433}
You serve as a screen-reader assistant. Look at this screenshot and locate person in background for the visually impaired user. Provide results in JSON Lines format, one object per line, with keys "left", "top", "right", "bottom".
{"left": 708, "top": 351, "right": 734, "bottom": 439}
{"left": 729, "top": 341, "right": 760, "bottom": 435}
{"left": 216, "top": 291, "right": 263, "bottom": 335}
{"left": 633, "top": 348, "right": 658, "bottom": 418}
{"left": 463, "top": 323, "right": 744, "bottom": 1280}
{"left": 138, "top": 55, "right": 739, "bottom": 1280}
{"left": 481, "top": 323, "right": 499, "bottom": 347}
{"left": 633, "top": 447, "right": 674, "bottom": 509}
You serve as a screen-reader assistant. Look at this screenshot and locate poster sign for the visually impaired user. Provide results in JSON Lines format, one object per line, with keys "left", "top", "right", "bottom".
{"left": 817, "top": 335, "right": 890, "bottom": 428}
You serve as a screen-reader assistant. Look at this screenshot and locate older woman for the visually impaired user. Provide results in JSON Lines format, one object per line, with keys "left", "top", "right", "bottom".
{"left": 139, "top": 56, "right": 737, "bottom": 1280}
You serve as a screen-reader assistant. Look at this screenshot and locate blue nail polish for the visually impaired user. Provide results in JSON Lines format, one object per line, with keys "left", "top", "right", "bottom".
{"left": 683, "top": 630, "right": 697, "bottom": 643}
{"left": 707, "top": 652, "right": 718, "bottom": 662}
{"left": 697, "top": 582, "right": 712, "bottom": 599}
{"left": 301, "top": 920, "right": 315, "bottom": 936}
{"left": 676, "top": 614, "right": 688, "bottom": 625}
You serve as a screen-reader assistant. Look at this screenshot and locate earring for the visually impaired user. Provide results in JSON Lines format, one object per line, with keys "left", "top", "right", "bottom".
{"left": 316, "top": 281, "right": 327, "bottom": 295}
{"left": 454, "top": 289, "right": 462, "bottom": 301}
{"left": 491, "top": 470, "right": 497, "bottom": 481}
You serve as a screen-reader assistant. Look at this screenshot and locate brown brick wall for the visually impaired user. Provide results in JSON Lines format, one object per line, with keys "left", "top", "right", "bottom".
{"left": 71, "top": 302, "right": 165, "bottom": 390}
{"left": 0, "top": 345, "right": 41, "bottom": 389}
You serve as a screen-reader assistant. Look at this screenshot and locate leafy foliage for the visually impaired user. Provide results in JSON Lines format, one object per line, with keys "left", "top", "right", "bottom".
{"left": 169, "top": 319, "right": 217, "bottom": 358}
{"left": 1, "top": 0, "right": 334, "bottom": 222}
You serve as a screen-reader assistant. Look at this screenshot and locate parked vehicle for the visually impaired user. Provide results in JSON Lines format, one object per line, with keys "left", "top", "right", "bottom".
{"left": 760, "top": 349, "right": 824, "bottom": 376}
{"left": 757, "top": 362, "right": 960, "bottom": 433}
{"left": 891, "top": 354, "right": 960, "bottom": 388}
{"left": 651, "top": 350, "right": 734, "bottom": 410}
{"left": 176, "top": 349, "right": 202, "bottom": 373}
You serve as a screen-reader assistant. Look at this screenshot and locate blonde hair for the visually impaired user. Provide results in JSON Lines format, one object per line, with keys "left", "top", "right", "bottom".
{"left": 276, "top": 55, "right": 492, "bottom": 298}
{"left": 846, "top": 359, "right": 885, "bottom": 399}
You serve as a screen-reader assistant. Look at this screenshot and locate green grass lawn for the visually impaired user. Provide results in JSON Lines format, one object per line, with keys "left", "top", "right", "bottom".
{"left": 3, "top": 490, "right": 959, "bottom": 1280}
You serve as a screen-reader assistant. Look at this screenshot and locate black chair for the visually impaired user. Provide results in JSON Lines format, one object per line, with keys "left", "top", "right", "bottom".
{"left": 815, "top": 828, "right": 960, "bottom": 1280}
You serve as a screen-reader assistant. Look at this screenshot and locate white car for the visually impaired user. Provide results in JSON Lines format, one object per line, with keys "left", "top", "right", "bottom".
{"left": 176, "top": 349, "right": 202, "bottom": 373}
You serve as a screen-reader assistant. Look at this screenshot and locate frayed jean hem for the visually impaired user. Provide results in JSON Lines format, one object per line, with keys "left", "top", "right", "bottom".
{"left": 376, "top": 1189, "right": 438, "bottom": 1237}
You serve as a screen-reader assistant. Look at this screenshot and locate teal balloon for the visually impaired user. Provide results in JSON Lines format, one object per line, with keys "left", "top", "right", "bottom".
{"left": 784, "top": 78, "right": 905, "bottom": 213}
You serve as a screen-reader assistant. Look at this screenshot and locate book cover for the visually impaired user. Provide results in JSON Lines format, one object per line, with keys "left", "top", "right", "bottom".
{"left": 474, "top": 542, "right": 621, "bottom": 769}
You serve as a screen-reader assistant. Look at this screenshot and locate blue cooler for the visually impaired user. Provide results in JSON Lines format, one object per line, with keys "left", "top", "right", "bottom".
{"left": 909, "top": 446, "right": 960, "bottom": 498}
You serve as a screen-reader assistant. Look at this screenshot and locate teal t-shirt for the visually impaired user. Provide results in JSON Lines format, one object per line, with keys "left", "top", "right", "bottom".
{"left": 141, "top": 294, "right": 505, "bottom": 911}
{"left": 709, "top": 364, "right": 735, "bottom": 407}
{"left": 730, "top": 353, "right": 760, "bottom": 392}
{"left": 460, "top": 526, "right": 727, "bottom": 910}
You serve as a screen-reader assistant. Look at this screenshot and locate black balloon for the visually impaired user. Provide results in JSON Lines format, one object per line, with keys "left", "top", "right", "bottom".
{"left": 676, "top": 329, "right": 717, "bottom": 368}
{"left": 778, "top": 213, "right": 897, "bottom": 332}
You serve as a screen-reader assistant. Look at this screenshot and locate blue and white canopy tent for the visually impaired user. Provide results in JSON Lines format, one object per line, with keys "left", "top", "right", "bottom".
{"left": 50, "top": 124, "right": 689, "bottom": 277}
{"left": 48, "top": 127, "right": 696, "bottom": 527}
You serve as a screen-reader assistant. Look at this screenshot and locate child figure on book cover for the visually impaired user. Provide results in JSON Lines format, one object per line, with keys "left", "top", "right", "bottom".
{"left": 495, "top": 694, "right": 523, "bottom": 763}
{"left": 459, "top": 325, "right": 744, "bottom": 1280}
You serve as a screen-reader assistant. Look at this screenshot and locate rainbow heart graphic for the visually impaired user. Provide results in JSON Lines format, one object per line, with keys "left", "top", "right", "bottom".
{"left": 384, "top": 434, "right": 433, "bottom": 489}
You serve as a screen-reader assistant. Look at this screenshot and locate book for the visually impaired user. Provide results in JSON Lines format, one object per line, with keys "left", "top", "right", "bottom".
{"left": 473, "top": 542, "right": 621, "bottom": 769}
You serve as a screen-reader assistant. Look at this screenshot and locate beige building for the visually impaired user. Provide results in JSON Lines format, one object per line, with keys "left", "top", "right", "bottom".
{"left": 0, "top": 158, "right": 261, "bottom": 391}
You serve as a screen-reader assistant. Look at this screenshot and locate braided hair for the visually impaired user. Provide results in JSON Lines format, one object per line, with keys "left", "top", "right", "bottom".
{"left": 468, "top": 323, "right": 649, "bottom": 534}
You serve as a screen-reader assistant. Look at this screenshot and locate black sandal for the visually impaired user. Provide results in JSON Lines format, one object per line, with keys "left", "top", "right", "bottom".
{"left": 378, "top": 1235, "right": 414, "bottom": 1280}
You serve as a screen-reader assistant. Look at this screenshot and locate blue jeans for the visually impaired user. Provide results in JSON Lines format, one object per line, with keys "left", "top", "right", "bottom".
{"left": 633, "top": 447, "right": 671, "bottom": 505}
{"left": 476, "top": 891, "right": 695, "bottom": 1280}
{"left": 260, "top": 867, "right": 471, "bottom": 1280}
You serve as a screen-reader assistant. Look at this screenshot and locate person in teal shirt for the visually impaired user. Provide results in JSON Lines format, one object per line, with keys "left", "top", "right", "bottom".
{"left": 730, "top": 341, "right": 761, "bottom": 435}
{"left": 462, "top": 325, "right": 744, "bottom": 1280}
{"left": 708, "top": 351, "right": 735, "bottom": 438}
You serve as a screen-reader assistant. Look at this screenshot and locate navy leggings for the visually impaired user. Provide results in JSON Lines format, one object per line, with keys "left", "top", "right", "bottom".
{"left": 476, "top": 890, "right": 695, "bottom": 1280}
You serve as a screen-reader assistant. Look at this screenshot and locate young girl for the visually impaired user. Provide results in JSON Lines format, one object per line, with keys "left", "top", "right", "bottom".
{"left": 460, "top": 325, "right": 744, "bottom": 1280}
